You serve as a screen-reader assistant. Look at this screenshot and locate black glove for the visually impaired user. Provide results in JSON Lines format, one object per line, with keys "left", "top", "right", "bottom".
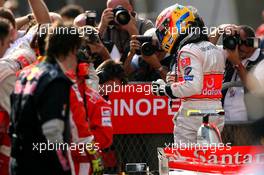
{"left": 152, "top": 79, "right": 177, "bottom": 98}
{"left": 152, "top": 79, "right": 166, "bottom": 96}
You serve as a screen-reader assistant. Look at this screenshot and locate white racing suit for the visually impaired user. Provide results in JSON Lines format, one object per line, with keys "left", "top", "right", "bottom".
{"left": 167, "top": 41, "right": 225, "bottom": 144}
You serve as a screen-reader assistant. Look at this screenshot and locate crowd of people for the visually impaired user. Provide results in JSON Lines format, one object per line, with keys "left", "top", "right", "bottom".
{"left": 0, "top": 0, "right": 263, "bottom": 174}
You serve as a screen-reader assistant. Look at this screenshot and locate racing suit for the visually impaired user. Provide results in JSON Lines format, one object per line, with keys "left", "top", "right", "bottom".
{"left": 0, "top": 47, "right": 36, "bottom": 175}
{"left": 10, "top": 61, "right": 73, "bottom": 175}
{"left": 70, "top": 79, "right": 113, "bottom": 175}
{"left": 0, "top": 109, "right": 10, "bottom": 175}
{"left": 163, "top": 41, "right": 225, "bottom": 144}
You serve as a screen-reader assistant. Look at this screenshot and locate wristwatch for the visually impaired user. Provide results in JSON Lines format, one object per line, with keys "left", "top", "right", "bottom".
{"left": 27, "top": 14, "right": 34, "bottom": 22}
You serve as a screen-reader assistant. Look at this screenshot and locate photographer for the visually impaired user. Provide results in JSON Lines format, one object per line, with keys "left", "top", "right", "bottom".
{"left": 74, "top": 10, "right": 97, "bottom": 27}
{"left": 226, "top": 30, "right": 264, "bottom": 147}
{"left": 210, "top": 25, "right": 263, "bottom": 121}
{"left": 98, "top": 0, "right": 154, "bottom": 62}
{"left": 124, "top": 28, "right": 169, "bottom": 81}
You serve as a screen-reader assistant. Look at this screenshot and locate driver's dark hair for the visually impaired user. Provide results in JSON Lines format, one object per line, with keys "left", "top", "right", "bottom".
{"left": 0, "top": 17, "right": 11, "bottom": 43}
{"left": 0, "top": 7, "right": 16, "bottom": 28}
{"left": 239, "top": 25, "right": 255, "bottom": 38}
{"left": 45, "top": 23, "right": 82, "bottom": 62}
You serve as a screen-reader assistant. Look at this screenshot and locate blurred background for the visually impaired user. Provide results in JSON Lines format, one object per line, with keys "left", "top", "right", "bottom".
{"left": 11, "top": 0, "right": 264, "bottom": 29}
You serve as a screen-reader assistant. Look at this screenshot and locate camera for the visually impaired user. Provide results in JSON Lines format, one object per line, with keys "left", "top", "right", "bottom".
{"left": 85, "top": 10, "right": 97, "bottom": 27}
{"left": 135, "top": 36, "right": 156, "bottom": 56}
{"left": 112, "top": 5, "right": 131, "bottom": 25}
{"left": 223, "top": 33, "right": 260, "bottom": 50}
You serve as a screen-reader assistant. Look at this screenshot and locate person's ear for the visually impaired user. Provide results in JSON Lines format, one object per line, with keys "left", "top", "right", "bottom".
{"left": 10, "top": 28, "right": 17, "bottom": 42}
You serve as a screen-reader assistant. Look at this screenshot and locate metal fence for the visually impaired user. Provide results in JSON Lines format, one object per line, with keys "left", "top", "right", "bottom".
{"left": 103, "top": 122, "right": 261, "bottom": 174}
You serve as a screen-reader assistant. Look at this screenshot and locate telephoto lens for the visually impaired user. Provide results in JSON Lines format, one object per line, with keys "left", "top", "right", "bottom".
{"left": 85, "top": 10, "right": 97, "bottom": 27}
{"left": 112, "top": 5, "right": 131, "bottom": 25}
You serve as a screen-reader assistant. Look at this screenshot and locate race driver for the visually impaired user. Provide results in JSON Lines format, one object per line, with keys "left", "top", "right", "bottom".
{"left": 152, "top": 4, "right": 225, "bottom": 144}
{"left": 19, "top": 25, "right": 113, "bottom": 175}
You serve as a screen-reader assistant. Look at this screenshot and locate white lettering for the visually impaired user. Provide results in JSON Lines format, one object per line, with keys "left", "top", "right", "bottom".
{"left": 234, "top": 152, "right": 242, "bottom": 164}
{"left": 221, "top": 154, "right": 233, "bottom": 165}
{"left": 194, "top": 150, "right": 206, "bottom": 163}
{"left": 255, "top": 153, "right": 264, "bottom": 163}
{"left": 120, "top": 99, "right": 133, "bottom": 116}
{"left": 208, "top": 154, "right": 218, "bottom": 164}
{"left": 153, "top": 99, "right": 166, "bottom": 115}
{"left": 242, "top": 154, "right": 253, "bottom": 164}
{"left": 136, "top": 99, "right": 151, "bottom": 116}
{"left": 114, "top": 99, "right": 118, "bottom": 116}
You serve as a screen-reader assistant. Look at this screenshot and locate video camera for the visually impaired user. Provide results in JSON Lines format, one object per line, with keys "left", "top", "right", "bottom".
{"left": 111, "top": 5, "right": 131, "bottom": 25}
{"left": 223, "top": 33, "right": 260, "bottom": 50}
{"left": 135, "top": 35, "right": 161, "bottom": 56}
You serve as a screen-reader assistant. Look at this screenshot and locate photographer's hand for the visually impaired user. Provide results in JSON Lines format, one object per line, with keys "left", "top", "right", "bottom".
{"left": 226, "top": 45, "right": 241, "bottom": 65}
{"left": 98, "top": 8, "right": 114, "bottom": 36}
{"left": 123, "top": 35, "right": 140, "bottom": 75}
{"left": 129, "top": 35, "right": 140, "bottom": 55}
{"left": 88, "top": 43, "right": 111, "bottom": 60}
{"left": 226, "top": 46, "right": 247, "bottom": 86}
{"left": 120, "top": 12, "right": 138, "bottom": 36}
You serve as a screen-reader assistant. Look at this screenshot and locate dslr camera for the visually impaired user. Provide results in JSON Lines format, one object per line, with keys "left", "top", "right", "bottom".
{"left": 85, "top": 10, "right": 97, "bottom": 27}
{"left": 135, "top": 36, "right": 159, "bottom": 56}
{"left": 112, "top": 5, "right": 131, "bottom": 25}
{"left": 223, "top": 33, "right": 260, "bottom": 50}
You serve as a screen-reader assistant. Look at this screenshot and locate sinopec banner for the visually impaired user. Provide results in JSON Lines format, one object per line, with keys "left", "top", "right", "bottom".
{"left": 107, "top": 83, "right": 181, "bottom": 134}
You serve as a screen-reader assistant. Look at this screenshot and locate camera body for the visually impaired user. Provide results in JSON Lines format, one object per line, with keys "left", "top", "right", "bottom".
{"left": 112, "top": 5, "right": 131, "bottom": 25}
{"left": 223, "top": 33, "right": 260, "bottom": 50}
{"left": 135, "top": 36, "right": 156, "bottom": 56}
{"left": 85, "top": 10, "right": 97, "bottom": 27}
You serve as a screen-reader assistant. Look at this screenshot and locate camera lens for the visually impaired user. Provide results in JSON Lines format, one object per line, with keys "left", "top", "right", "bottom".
{"left": 141, "top": 42, "right": 155, "bottom": 56}
{"left": 223, "top": 35, "right": 238, "bottom": 50}
{"left": 86, "top": 10, "right": 97, "bottom": 26}
{"left": 113, "top": 6, "right": 131, "bottom": 25}
{"left": 115, "top": 11, "right": 130, "bottom": 25}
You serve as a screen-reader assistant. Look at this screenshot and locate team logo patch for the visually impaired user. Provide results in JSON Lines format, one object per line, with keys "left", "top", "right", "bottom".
{"left": 180, "top": 57, "right": 191, "bottom": 68}
{"left": 102, "top": 117, "right": 112, "bottom": 127}
{"left": 184, "top": 67, "right": 192, "bottom": 75}
{"left": 101, "top": 107, "right": 112, "bottom": 117}
{"left": 184, "top": 75, "right": 194, "bottom": 81}
{"left": 101, "top": 107, "right": 112, "bottom": 126}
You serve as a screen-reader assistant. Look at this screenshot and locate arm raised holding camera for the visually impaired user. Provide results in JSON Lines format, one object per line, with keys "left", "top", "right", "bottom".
{"left": 209, "top": 24, "right": 238, "bottom": 45}
{"left": 226, "top": 46, "right": 261, "bottom": 94}
{"left": 120, "top": 12, "right": 139, "bottom": 36}
{"left": 98, "top": 8, "right": 114, "bottom": 36}
{"left": 123, "top": 35, "right": 140, "bottom": 74}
